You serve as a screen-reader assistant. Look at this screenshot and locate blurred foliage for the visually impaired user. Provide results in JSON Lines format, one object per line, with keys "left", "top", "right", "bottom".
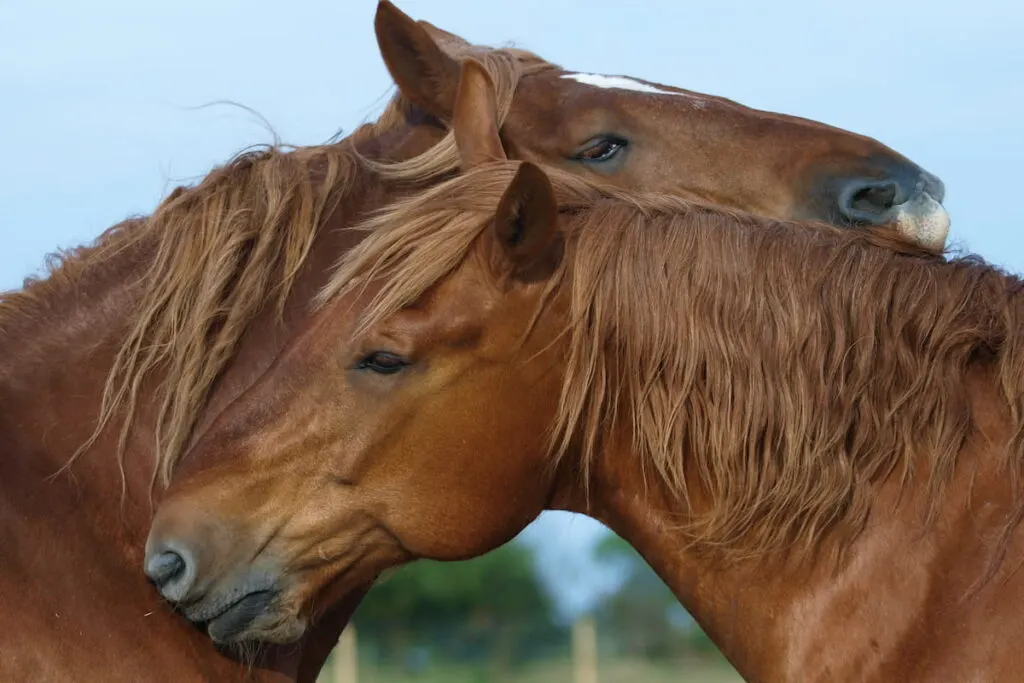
{"left": 354, "top": 541, "right": 566, "bottom": 674}
{"left": 356, "top": 542, "right": 554, "bottom": 628}
{"left": 346, "top": 531, "right": 727, "bottom": 679}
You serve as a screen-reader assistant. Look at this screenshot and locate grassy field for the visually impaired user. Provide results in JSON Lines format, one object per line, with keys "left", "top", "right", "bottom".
{"left": 319, "top": 656, "right": 743, "bottom": 683}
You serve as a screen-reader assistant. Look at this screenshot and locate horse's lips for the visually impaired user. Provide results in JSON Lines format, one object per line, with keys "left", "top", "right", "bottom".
{"left": 893, "top": 191, "right": 950, "bottom": 250}
{"left": 204, "top": 590, "right": 276, "bottom": 643}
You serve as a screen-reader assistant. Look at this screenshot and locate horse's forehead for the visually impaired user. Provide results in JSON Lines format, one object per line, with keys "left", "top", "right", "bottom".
{"left": 384, "top": 276, "right": 494, "bottom": 345}
{"left": 558, "top": 72, "right": 707, "bottom": 108}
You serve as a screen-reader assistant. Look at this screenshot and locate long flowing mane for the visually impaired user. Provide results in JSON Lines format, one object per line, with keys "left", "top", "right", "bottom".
{"left": 327, "top": 160, "right": 1024, "bottom": 561}
{"left": 0, "top": 45, "right": 551, "bottom": 489}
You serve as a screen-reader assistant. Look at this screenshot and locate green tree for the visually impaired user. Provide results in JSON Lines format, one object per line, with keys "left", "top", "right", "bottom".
{"left": 354, "top": 541, "right": 564, "bottom": 674}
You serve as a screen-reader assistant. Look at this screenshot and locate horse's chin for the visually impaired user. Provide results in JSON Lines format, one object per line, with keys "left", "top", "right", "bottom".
{"left": 207, "top": 604, "right": 308, "bottom": 646}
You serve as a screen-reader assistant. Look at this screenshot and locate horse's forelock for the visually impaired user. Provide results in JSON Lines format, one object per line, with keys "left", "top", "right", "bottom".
{"left": 54, "top": 44, "right": 543, "bottom": 492}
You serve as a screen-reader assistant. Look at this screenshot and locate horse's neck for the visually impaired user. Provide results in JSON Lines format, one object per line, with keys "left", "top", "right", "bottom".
{"left": 0, "top": 238, "right": 229, "bottom": 680}
{"left": 575, "top": 366, "right": 1024, "bottom": 682}
{"left": 0, "top": 234, "right": 156, "bottom": 513}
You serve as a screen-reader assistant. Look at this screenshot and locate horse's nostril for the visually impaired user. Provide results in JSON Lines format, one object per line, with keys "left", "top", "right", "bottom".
{"left": 837, "top": 178, "right": 904, "bottom": 224}
{"left": 146, "top": 550, "right": 185, "bottom": 587}
{"left": 144, "top": 545, "right": 197, "bottom": 602}
{"left": 849, "top": 182, "right": 897, "bottom": 213}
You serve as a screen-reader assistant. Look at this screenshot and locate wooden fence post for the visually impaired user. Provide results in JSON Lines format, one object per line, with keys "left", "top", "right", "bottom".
{"left": 572, "top": 616, "right": 598, "bottom": 683}
{"left": 332, "top": 625, "right": 358, "bottom": 683}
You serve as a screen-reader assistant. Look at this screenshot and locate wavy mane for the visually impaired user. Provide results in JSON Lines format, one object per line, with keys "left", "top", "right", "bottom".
{"left": 325, "top": 160, "right": 1024, "bottom": 561}
{"left": 1, "top": 44, "right": 551, "bottom": 490}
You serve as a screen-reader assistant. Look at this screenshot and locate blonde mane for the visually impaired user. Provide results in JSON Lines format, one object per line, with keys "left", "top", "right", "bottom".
{"left": 1, "top": 44, "right": 550, "bottom": 490}
{"left": 326, "top": 160, "right": 1024, "bottom": 560}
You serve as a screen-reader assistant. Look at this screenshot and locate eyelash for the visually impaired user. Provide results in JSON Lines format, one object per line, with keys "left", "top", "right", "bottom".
{"left": 354, "top": 351, "right": 408, "bottom": 375}
{"left": 573, "top": 136, "right": 628, "bottom": 162}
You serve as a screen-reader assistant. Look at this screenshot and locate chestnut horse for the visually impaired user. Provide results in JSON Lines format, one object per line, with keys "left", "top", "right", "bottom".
{"left": 2, "top": 1, "right": 950, "bottom": 681}
{"left": 155, "top": 156, "right": 1024, "bottom": 682}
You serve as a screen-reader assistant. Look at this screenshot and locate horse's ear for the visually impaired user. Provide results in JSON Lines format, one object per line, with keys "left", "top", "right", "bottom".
{"left": 489, "top": 163, "right": 562, "bottom": 283}
{"left": 453, "top": 59, "right": 506, "bottom": 169}
{"left": 417, "top": 19, "right": 472, "bottom": 53}
{"left": 375, "top": 1, "right": 461, "bottom": 123}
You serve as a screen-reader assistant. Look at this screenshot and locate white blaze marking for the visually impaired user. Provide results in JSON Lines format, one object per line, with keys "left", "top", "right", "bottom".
{"left": 561, "top": 72, "right": 706, "bottom": 107}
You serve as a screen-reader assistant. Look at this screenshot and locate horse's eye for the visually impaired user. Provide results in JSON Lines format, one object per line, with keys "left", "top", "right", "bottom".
{"left": 573, "top": 136, "right": 628, "bottom": 163}
{"left": 355, "top": 351, "right": 408, "bottom": 375}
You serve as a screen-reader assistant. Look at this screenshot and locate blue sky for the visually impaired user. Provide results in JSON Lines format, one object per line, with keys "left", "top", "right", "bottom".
{"left": 2, "top": 0, "right": 1021, "bottom": 618}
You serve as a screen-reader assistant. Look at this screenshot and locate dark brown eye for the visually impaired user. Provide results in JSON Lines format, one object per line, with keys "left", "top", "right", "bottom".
{"left": 355, "top": 351, "right": 408, "bottom": 375}
{"left": 573, "top": 136, "right": 628, "bottom": 162}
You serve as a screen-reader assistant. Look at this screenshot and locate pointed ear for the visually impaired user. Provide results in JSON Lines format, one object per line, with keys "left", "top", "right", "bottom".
{"left": 374, "top": 1, "right": 461, "bottom": 122}
{"left": 453, "top": 59, "right": 506, "bottom": 169}
{"left": 489, "top": 163, "right": 563, "bottom": 283}
{"left": 416, "top": 19, "right": 472, "bottom": 54}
